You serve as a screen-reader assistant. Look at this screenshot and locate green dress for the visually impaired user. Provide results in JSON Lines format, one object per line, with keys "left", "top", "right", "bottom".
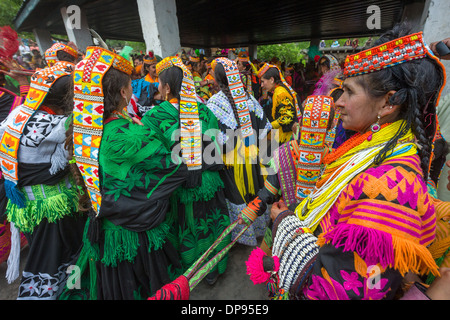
{"left": 141, "top": 100, "right": 231, "bottom": 278}
{"left": 60, "top": 114, "right": 189, "bottom": 300}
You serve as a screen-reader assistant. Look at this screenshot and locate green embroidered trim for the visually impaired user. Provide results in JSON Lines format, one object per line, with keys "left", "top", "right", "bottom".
{"left": 174, "top": 170, "right": 224, "bottom": 204}
{"left": 6, "top": 177, "right": 79, "bottom": 233}
{"left": 99, "top": 219, "right": 171, "bottom": 267}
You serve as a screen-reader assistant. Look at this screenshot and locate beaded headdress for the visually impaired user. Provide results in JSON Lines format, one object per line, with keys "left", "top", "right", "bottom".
{"left": 295, "top": 95, "right": 333, "bottom": 201}
{"left": 44, "top": 42, "right": 78, "bottom": 67}
{"left": 257, "top": 63, "right": 301, "bottom": 120}
{"left": 212, "top": 57, "right": 255, "bottom": 140}
{"left": 156, "top": 56, "right": 202, "bottom": 171}
{"left": 0, "top": 61, "right": 75, "bottom": 207}
{"left": 237, "top": 51, "right": 250, "bottom": 63}
{"left": 72, "top": 46, "right": 133, "bottom": 215}
{"left": 189, "top": 55, "right": 200, "bottom": 63}
{"left": 343, "top": 31, "right": 447, "bottom": 171}
{"left": 143, "top": 51, "right": 157, "bottom": 65}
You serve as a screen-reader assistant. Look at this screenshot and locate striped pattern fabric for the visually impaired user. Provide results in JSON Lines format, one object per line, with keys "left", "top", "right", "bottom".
{"left": 319, "top": 154, "right": 438, "bottom": 275}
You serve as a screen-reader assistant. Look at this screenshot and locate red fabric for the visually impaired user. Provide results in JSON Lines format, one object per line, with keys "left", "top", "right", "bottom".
{"left": 148, "top": 275, "right": 190, "bottom": 300}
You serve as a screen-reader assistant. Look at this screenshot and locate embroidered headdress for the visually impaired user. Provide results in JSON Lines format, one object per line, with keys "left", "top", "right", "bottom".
{"left": 257, "top": 63, "right": 301, "bottom": 120}
{"left": 44, "top": 42, "right": 78, "bottom": 67}
{"left": 143, "top": 50, "right": 157, "bottom": 65}
{"left": 212, "top": 57, "right": 255, "bottom": 142}
{"left": 343, "top": 31, "right": 447, "bottom": 170}
{"left": 189, "top": 55, "right": 200, "bottom": 63}
{"left": 295, "top": 95, "right": 333, "bottom": 201}
{"left": 0, "top": 61, "right": 75, "bottom": 207}
{"left": 156, "top": 56, "right": 202, "bottom": 171}
{"left": 72, "top": 46, "right": 133, "bottom": 215}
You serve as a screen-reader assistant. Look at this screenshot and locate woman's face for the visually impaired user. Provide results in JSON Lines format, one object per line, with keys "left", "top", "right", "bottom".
{"left": 261, "top": 76, "right": 276, "bottom": 92}
{"left": 335, "top": 76, "right": 385, "bottom": 134}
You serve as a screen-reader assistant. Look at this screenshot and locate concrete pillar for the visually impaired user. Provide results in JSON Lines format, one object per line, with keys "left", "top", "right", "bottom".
{"left": 60, "top": 5, "right": 93, "bottom": 53}
{"left": 422, "top": 0, "right": 450, "bottom": 202}
{"left": 32, "top": 28, "right": 54, "bottom": 54}
{"left": 137, "top": 0, "right": 181, "bottom": 58}
{"left": 248, "top": 45, "right": 257, "bottom": 60}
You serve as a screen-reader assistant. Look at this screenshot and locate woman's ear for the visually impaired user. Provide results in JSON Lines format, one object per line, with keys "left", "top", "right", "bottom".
{"left": 380, "top": 90, "right": 400, "bottom": 118}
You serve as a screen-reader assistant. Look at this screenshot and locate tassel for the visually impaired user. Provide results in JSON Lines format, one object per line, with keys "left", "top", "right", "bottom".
{"left": 4, "top": 180, "right": 26, "bottom": 209}
{"left": 245, "top": 247, "right": 279, "bottom": 285}
{"left": 49, "top": 143, "right": 69, "bottom": 175}
{"left": 6, "top": 222, "right": 20, "bottom": 284}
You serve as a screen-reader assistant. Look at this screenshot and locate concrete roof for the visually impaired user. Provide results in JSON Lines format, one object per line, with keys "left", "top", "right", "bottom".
{"left": 14, "top": 0, "right": 429, "bottom": 48}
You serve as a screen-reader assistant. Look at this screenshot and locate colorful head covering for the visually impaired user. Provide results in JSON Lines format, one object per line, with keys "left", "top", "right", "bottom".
{"left": 257, "top": 63, "right": 301, "bottom": 120}
{"left": 189, "top": 55, "right": 200, "bottom": 63}
{"left": 237, "top": 51, "right": 250, "bottom": 63}
{"left": 0, "top": 61, "right": 75, "bottom": 207}
{"left": 212, "top": 57, "right": 255, "bottom": 141}
{"left": 156, "top": 56, "right": 202, "bottom": 171}
{"left": 295, "top": 95, "right": 333, "bottom": 201}
{"left": 44, "top": 42, "right": 78, "bottom": 67}
{"left": 343, "top": 31, "right": 447, "bottom": 171}
{"left": 72, "top": 46, "right": 133, "bottom": 215}
{"left": 143, "top": 51, "right": 157, "bottom": 65}
{"left": 319, "top": 54, "right": 340, "bottom": 72}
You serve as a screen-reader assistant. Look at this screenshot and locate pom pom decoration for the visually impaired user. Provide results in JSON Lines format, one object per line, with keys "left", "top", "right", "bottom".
{"left": 0, "top": 26, "right": 19, "bottom": 59}
{"left": 245, "top": 247, "right": 279, "bottom": 285}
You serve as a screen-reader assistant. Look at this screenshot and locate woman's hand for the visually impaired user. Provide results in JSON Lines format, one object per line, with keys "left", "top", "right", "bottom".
{"left": 270, "top": 200, "right": 289, "bottom": 222}
{"left": 0, "top": 58, "right": 30, "bottom": 86}
{"left": 132, "top": 117, "right": 144, "bottom": 126}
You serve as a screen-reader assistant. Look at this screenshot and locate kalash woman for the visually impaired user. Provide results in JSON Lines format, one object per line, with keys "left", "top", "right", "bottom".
{"left": 0, "top": 59, "right": 86, "bottom": 299}
{"left": 206, "top": 57, "right": 272, "bottom": 247}
{"left": 258, "top": 63, "right": 301, "bottom": 144}
{"left": 60, "top": 47, "right": 190, "bottom": 300}
{"left": 245, "top": 25, "right": 447, "bottom": 300}
{"left": 139, "top": 56, "right": 231, "bottom": 285}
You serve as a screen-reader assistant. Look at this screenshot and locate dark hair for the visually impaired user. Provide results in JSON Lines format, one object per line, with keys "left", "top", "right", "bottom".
{"left": 214, "top": 63, "right": 241, "bottom": 126}
{"left": 57, "top": 50, "right": 76, "bottom": 63}
{"left": 354, "top": 23, "right": 443, "bottom": 181}
{"left": 159, "top": 66, "right": 183, "bottom": 101}
{"left": 43, "top": 75, "right": 73, "bottom": 113}
{"left": 102, "top": 67, "right": 131, "bottom": 120}
{"left": 262, "top": 67, "right": 292, "bottom": 97}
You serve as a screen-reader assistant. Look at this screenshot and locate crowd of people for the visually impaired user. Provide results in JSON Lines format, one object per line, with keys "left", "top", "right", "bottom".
{"left": 0, "top": 21, "right": 450, "bottom": 301}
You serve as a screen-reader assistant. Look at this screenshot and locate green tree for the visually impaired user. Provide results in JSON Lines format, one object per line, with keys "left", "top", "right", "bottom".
{"left": 257, "top": 42, "right": 310, "bottom": 65}
{"left": 0, "top": 0, "right": 22, "bottom": 27}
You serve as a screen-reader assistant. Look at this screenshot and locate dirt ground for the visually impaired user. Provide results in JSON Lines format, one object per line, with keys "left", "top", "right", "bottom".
{"left": 0, "top": 239, "right": 269, "bottom": 300}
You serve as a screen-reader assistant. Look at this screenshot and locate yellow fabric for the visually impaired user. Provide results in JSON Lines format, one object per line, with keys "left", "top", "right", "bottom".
{"left": 223, "top": 135, "right": 258, "bottom": 203}
{"left": 271, "top": 86, "right": 295, "bottom": 143}
{"left": 295, "top": 120, "right": 418, "bottom": 232}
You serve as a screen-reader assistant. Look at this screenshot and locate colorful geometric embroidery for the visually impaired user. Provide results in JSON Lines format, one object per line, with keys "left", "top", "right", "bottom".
{"left": 73, "top": 47, "right": 133, "bottom": 215}
{"left": 295, "top": 95, "right": 332, "bottom": 201}
{"left": 44, "top": 42, "right": 78, "bottom": 67}
{"left": 273, "top": 141, "right": 297, "bottom": 207}
{"left": 212, "top": 58, "right": 254, "bottom": 139}
{"left": 343, "top": 31, "right": 447, "bottom": 177}
{"left": 156, "top": 56, "right": 202, "bottom": 170}
{"left": 0, "top": 61, "right": 74, "bottom": 203}
{"left": 344, "top": 33, "right": 427, "bottom": 78}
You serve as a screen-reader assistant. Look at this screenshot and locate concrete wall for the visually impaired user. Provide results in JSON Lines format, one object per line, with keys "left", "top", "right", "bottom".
{"left": 137, "top": 0, "right": 181, "bottom": 58}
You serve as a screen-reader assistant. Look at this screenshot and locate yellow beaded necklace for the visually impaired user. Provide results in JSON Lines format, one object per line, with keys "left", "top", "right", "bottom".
{"left": 295, "top": 120, "right": 418, "bottom": 231}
